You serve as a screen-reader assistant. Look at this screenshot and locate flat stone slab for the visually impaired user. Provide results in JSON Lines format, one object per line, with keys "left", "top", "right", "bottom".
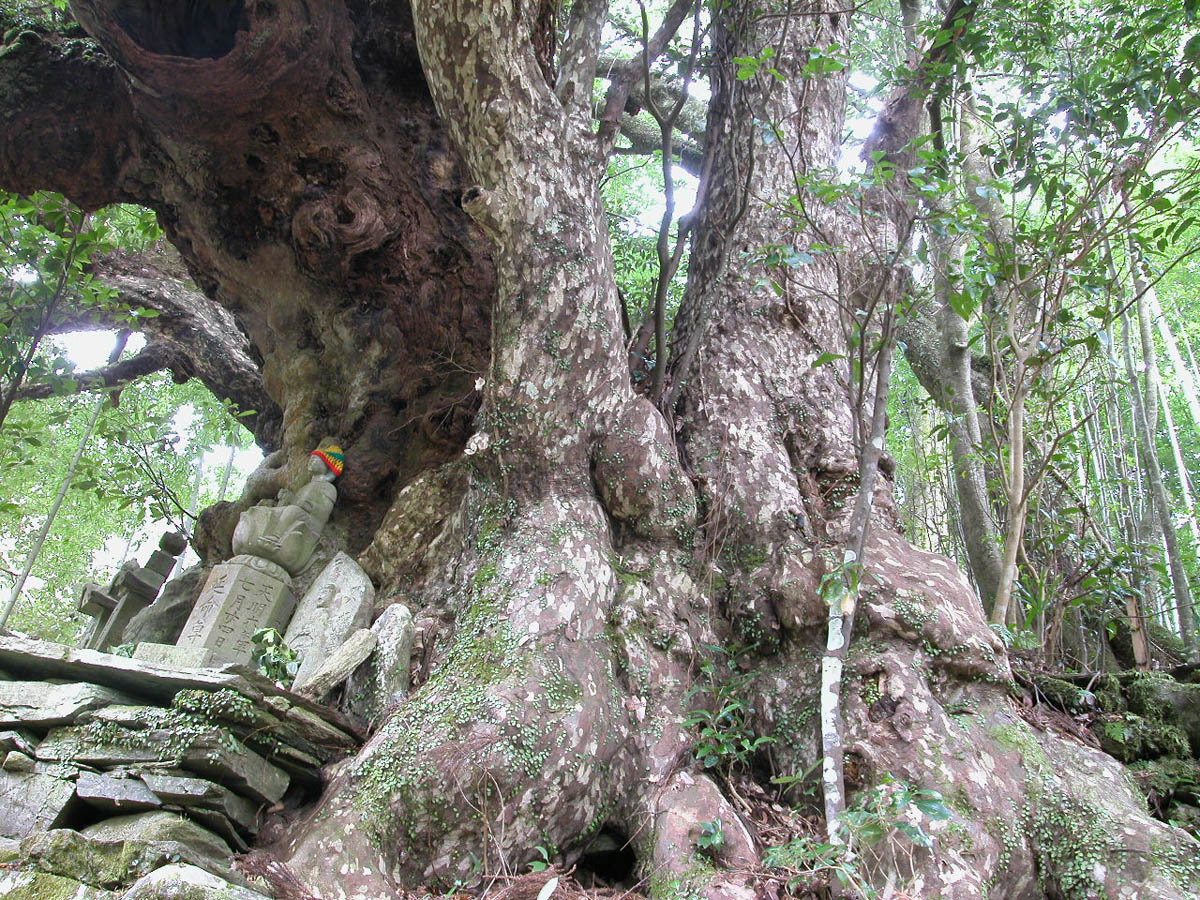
{"left": 295, "top": 628, "right": 377, "bottom": 699}
{"left": 0, "top": 635, "right": 363, "bottom": 749}
{"left": 0, "top": 769, "right": 77, "bottom": 838}
{"left": 133, "top": 643, "right": 214, "bottom": 669}
{"left": 76, "top": 772, "right": 162, "bottom": 813}
{"left": 36, "top": 726, "right": 163, "bottom": 768}
{"left": 0, "top": 680, "right": 136, "bottom": 729}
{"left": 141, "top": 773, "right": 259, "bottom": 834}
{"left": 37, "top": 725, "right": 290, "bottom": 806}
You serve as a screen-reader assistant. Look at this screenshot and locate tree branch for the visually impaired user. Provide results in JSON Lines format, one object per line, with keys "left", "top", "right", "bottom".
{"left": 92, "top": 250, "right": 280, "bottom": 446}
{"left": 557, "top": 0, "right": 609, "bottom": 109}
{"left": 11, "top": 340, "right": 180, "bottom": 402}
{"left": 74, "top": 246, "right": 277, "bottom": 446}
{"left": 0, "top": 17, "right": 145, "bottom": 209}
{"left": 596, "top": 0, "right": 697, "bottom": 152}
{"left": 598, "top": 51, "right": 709, "bottom": 142}
{"left": 615, "top": 113, "right": 704, "bottom": 175}
{"left": 3, "top": 244, "right": 281, "bottom": 444}
{"left": 862, "top": 0, "right": 976, "bottom": 168}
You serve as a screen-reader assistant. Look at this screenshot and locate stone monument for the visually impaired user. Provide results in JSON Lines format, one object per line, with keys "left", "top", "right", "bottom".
{"left": 79, "top": 532, "right": 188, "bottom": 651}
{"left": 284, "top": 551, "right": 375, "bottom": 691}
{"left": 135, "top": 446, "right": 344, "bottom": 669}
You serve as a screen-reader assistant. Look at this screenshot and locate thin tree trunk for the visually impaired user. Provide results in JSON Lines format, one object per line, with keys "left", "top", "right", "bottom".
{"left": 990, "top": 374, "right": 1028, "bottom": 626}
{"left": 216, "top": 444, "right": 236, "bottom": 504}
{"left": 1098, "top": 213, "right": 1159, "bottom": 656}
{"left": 1149, "top": 286, "right": 1200, "bottom": 427}
{"left": 1122, "top": 308, "right": 1197, "bottom": 658}
{"left": 0, "top": 331, "right": 128, "bottom": 631}
{"left": 1157, "top": 378, "right": 1200, "bottom": 549}
{"left": 821, "top": 329, "right": 896, "bottom": 839}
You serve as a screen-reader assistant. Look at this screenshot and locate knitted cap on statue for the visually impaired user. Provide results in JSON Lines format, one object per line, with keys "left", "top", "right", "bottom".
{"left": 310, "top": 445, "right": 345, "bottom": 477}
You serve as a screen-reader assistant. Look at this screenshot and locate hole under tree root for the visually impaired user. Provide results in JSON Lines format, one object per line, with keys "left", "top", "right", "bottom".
{"left": 110, "top": 1, "right": 249, "bottom": 59}
{"left": 575, "top": 826, "right": 638, "bottom": 889}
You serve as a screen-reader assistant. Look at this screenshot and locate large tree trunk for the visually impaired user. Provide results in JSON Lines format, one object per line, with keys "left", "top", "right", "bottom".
{"left": 2, "top": 2, "right": 1198, "bottom": 898}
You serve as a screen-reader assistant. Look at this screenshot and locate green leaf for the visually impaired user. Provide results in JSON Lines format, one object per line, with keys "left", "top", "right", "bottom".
{"left": 915, "top": 797, "right": 952, "bottom": 820}
{"left": 811, "top": 352, "right": 844, "bottom": 368}
{"left": 949, "top": 290, "right": 976, "bottom": 321}
{"left": 896, "top": 822, "right": 933, "bottom": 847}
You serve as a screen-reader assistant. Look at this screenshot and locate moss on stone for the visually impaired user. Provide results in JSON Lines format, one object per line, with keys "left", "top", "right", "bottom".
{"left": 0, "top": 870, "right": 103, "bottom": 900}
{"left": 648, "top": 855, "right": 715, "bottom": 900}
{"left": 1095, "top": 712, "right": 1190, "bottom": 762}
{"left": 1129, "top": 757, "right": 1200, "bottom": 806}
{"left": 1124, "top": 672, "right": 1177, "bottom": 719}
{"left": 1030, "top": 674, "right": 1096, "bottom": 712}
{"left": 1088, "top": 673, "right": 1125, "bottom": 713}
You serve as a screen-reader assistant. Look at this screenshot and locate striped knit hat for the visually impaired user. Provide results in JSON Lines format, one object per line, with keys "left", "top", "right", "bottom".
{"left": 310, "top": 445, "right": 345, "bottom": 477}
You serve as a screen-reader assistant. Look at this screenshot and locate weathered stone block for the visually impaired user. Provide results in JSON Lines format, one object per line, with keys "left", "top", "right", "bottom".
{"left": 183, "top": 807, "right": 248, "bottom": 851}
{"left": 92, "top": 589, "right": 159, "bottom": 654}
{"left": 179, "top": 732, "right": 290, "bottom": 805}
{"left": 20, "top": 823, "right": 239, "bottom": 891}
{"left": 176, "top": 556, "right": 296, "bottom": 666}
{"left": 0, "top": 869, "right": 110, "bottom": 900}
{"left": 3, "top": 750, "right": 35, "bottom": 772}
{"left": 123, "top": 863, "right": 273, "bottom": 900}
{"left": 78, "top": 583, "right": 116, "bottom": 619}
{"left": 0, "top": 769, "right": 77, "bottom": 838}
{"left": 0, "top": 729, "right": 36, "bottom": 755}
{"left": 294, "top": 628, "right": 376, "bottom": 699}
{"left": 145, "top": 548, "right": 181, "bottom": 579}
{"left": 81, "top": 812, "right": 231, "bottom": 873}
{"left": 131, "top": 643, "right": 213, "bottom": 668}
{"left": 285, "top": 552, "right": 375, "bottom": 688}
{"left": 345, "top": 601, "right": 415, "bottom": 726}
{"left": 141, "top": 773, "right": 259, "bottom": 834}
{"left": 78, "top": 583, "right": 118, "bottom": 650}
{"left": 76, "top": 772, "right": 162, "bottom": 813}
{"left": 0, "top": 681, "right": 135, "bottom": 729}
{"left": 125, "top": 566, "right": 209, "bottom": 647}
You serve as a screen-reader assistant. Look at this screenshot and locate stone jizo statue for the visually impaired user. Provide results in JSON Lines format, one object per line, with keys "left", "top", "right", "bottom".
{"left": 135, "top": 445, "right": 346, "bottom": 669}
{"left": 232, "top": 446, "right": 344, "bottom": 576}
